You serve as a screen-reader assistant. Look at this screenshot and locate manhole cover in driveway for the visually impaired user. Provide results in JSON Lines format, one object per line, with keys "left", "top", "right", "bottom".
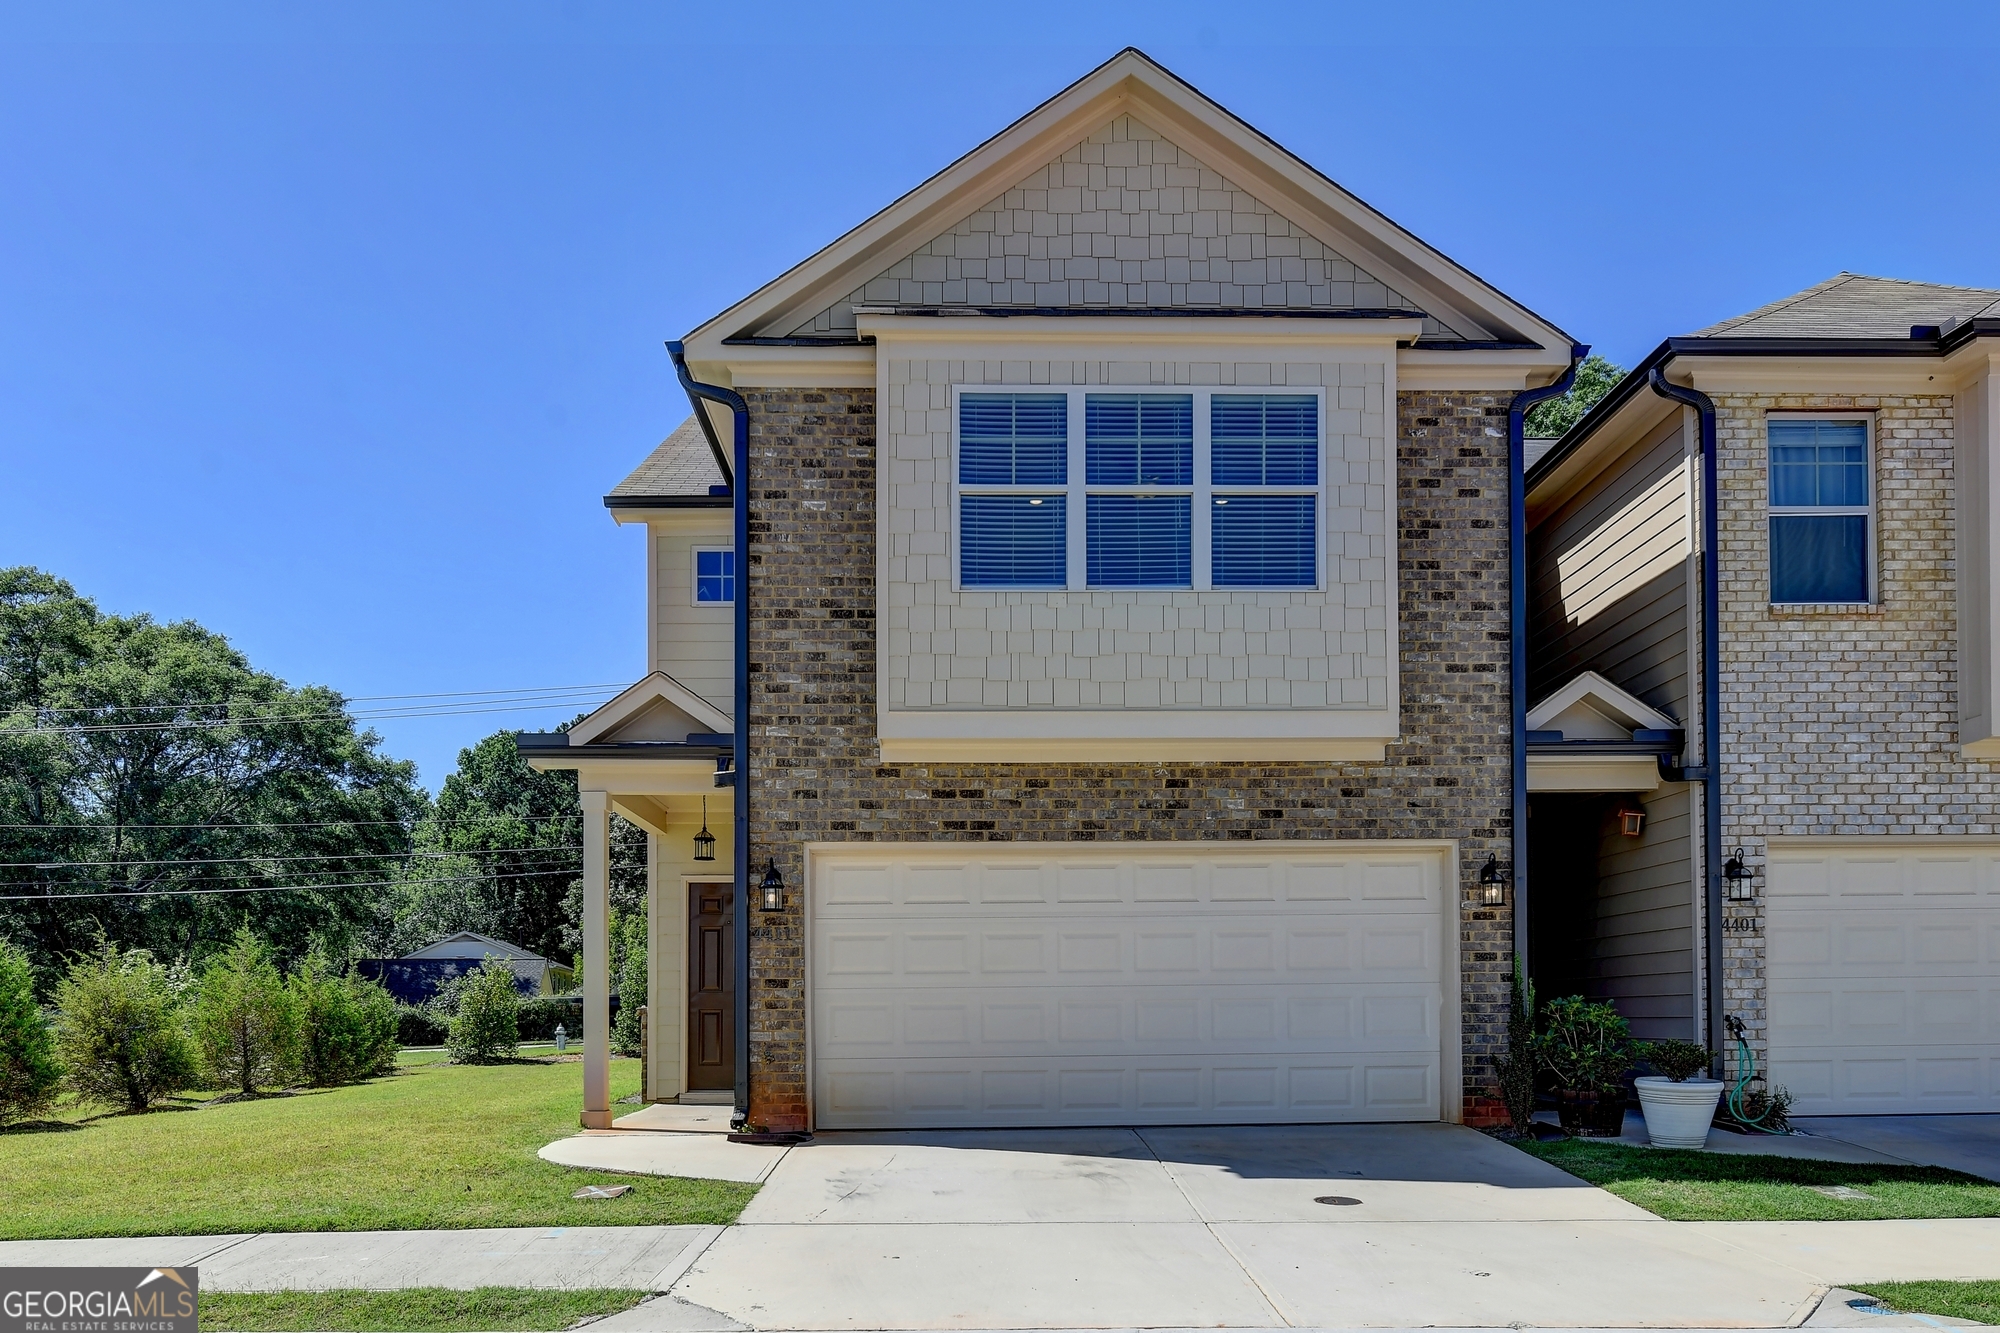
{"left": 1313, "top": 1195, "right": 1362, "bottom": 1205}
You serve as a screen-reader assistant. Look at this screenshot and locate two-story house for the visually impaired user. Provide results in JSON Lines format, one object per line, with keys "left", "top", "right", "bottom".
{"left": 1525, "top": 273, "right": 2000, "bottom": 1117}
{"left": 526, "top": 49, "right": 1585, "bottom": 1133}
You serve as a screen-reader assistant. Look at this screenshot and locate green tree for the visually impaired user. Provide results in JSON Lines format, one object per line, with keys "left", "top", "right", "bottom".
{"left": 0, "top": 939, "right": 63, "bottom": 1124}
{"left": 611, "top": 910, "right": 647, "bottom": 1056}
{"left": 1524, "top": 354, "right": 1625, "bottom": 439}
{"left": 445, "top": 959, "right": 520, "bottom": 1064}
{"left": 290, "top": 950, "right": 398, "bottom": 1086}
{"left": 53, "top": 940, "right": 197, "bottom": 1111}
{"left": 393, "top": 728, "right": 646, "bottom": 968}
{"left": 0, "top": 568, "right": 428, "bottom": 980}
{"left": 189, "top": 927, "right": 301, "bottom": 1095}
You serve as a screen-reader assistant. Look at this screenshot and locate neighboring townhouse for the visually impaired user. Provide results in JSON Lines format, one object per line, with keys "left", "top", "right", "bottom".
{"left": 1525, "top": 273, "right": 2000, "bottom": 1116}
{"left": 526, "top": 48, "right": 1585, "bottom": 1133}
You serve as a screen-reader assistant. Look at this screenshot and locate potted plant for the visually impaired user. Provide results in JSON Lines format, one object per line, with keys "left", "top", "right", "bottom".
{"left": 1634, "top": 1039, "right": 1722, "bottom": 1148}
{"left": 1533, "top": 996, "right": 1632, "bottom": 1137}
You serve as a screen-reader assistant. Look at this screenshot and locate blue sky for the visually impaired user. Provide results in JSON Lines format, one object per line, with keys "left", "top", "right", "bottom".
{"left": 4, "top": 2, "right": 1997, "bottom": 788}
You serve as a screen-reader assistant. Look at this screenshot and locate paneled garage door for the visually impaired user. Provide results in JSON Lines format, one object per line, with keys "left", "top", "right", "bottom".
{"left": 807, "top": 842, "right": 1456, "bottom": 1129}
{"left": 1767, "top": 842, "right": 2000, "bottom": 1115}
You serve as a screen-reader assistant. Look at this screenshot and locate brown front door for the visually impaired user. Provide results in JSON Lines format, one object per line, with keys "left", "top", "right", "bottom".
{"left": 687, "top": 882, "right": 735, "bottom": 1090}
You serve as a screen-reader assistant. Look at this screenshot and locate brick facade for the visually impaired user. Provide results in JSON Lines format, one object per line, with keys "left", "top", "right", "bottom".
{"left": 738, "top": 385, "right": 1520, "bottom": 1132}
{"left": 1713, "top": 392, "right": 2000, "bottom": 1063}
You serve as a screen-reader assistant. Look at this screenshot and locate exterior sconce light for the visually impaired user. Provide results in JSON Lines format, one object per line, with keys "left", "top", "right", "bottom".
{"left": 759, "top": 858, "right": 785, "bottom": 912}
{"left": 1477, "top": 855, "right": 1512, "bottom": 908}
{"left": 692, "top": 798, "right": 716, "bottom": 863}
{"left": 1723, "top": 846, "right": 1757, "bottom": 902}
{"left": 1616, "top": 805, "right": 1646, "bottom": 838}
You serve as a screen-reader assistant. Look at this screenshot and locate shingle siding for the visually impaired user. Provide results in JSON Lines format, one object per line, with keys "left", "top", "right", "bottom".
{"left": 739, "top": 385, "right": 1519, "bottom": 1131}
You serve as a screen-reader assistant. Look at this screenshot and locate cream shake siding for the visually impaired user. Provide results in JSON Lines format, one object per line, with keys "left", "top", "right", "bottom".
{"left": 1530, "top": 416, "right": 1691, "bottom": 721}
{"left": 880, "top": 355, "right": 1391, "bottom": 714}
{"left": 1588, "top": 784, "right": 1697, "bottom": 1041}
{"left": 651, "top": 525, "right": 733, "bottom": 715}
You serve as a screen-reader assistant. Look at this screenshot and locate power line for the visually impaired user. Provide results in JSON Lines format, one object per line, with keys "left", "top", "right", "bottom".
{"left": 0, "top": 844, "right": 587, "bottom": 870}
{"left": 0, "top": 815, "right": 588, "bottom": 830}
{"left": 18, "top": 684, "right": 633, "bottom": 717}
{"left": 0, "top": 866, "right": 598, "bottom": 903}
{"left": 10, "top": 696, "right": 618, "bottom": 736}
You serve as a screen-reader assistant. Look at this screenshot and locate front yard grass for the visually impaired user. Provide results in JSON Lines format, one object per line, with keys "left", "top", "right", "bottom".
{"left": 1515, "top": 1137, "right": 2000, "bottom": 1221}
{"left": 1850, "top": 1281, "right": 2000, "bottom": 1325}
{"left": 197, "top": 1287, "right": 648, "bottom": 1332}
{"left": 0, "top": 1056, "right": 755, "bottom": 1240}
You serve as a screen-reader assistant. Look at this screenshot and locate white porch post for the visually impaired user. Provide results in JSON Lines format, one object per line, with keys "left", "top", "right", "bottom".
{"left": 579, "top": 789, "right": 613, "bottom": 1129}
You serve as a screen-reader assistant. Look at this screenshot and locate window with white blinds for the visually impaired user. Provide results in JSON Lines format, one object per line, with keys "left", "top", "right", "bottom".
{"left": 954, "top": 388, "right": 1323, "bottom": 590}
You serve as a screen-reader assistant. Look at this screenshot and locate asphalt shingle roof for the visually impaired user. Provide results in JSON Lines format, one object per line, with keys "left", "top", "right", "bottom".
{"left": 607, "top": 416, "right": 726, "bottom": 500}
{"left": 1695, "top": 272, "right": 2000, "bottom": 339}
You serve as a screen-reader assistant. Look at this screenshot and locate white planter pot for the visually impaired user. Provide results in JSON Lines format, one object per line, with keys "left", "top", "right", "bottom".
{"left": 1634, "top": 1076, "right": 1724, "bottom": 1148}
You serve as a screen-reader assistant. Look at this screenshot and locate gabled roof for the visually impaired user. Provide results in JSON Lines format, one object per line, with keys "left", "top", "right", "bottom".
{"left": 681, "top": 48, "right": 1571, "bottom": 369}
{"left": 565, "top": 671, "right": 731, "bottom": 745}
{"left": 605, "top": 417, "right": 729, "bottom": 507}
{"left": 1527, "top": 670, "right": 1676, "bottom": 738}
{"left": 1696, "top": 272, "right": 2000, "bottom": 340}
{"left": 402, "top": 931, "right": 552, "bottom": 964}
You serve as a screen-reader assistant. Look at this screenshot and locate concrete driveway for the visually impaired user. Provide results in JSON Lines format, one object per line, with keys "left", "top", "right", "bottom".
{"left": 1792, "top": 1114, "right": 2000, "bottom": 1183}
{"left": 667, "top": 1122, "right": 1832, "bottom": 1329}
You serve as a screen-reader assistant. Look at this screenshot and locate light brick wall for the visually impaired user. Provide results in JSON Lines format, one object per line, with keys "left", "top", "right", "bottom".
{"left": 882, "top": 356, "right": 1391, "bottom": 711}
{"left": 1713, "top": 391, "right": 2000, "bottom": 1062}
{"left": 793, "top": 117, "right": 1461, "bottom": 339}
{"left": 740, "top": 385, "right": 1518, "bottom": 1132}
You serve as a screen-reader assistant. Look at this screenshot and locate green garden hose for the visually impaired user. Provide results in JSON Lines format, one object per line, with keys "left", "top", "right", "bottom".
{"left": 1723, "top": 1014, "right": 1785, "bottom": 1133}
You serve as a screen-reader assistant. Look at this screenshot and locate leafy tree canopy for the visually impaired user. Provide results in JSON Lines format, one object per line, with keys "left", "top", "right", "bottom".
{"left": 1524, "top": 354, "right": 1626, "bottom": 440}
{"left": 0, "top": 568, "right": 427, "bottom": 979}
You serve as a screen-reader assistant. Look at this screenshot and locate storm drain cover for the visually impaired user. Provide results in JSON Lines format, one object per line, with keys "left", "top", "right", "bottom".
{"left": 1313, "top": 1195, "right": 1362, "bottom": 1206}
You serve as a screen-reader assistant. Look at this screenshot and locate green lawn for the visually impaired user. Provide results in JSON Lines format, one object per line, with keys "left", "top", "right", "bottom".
{"left": 1515, "top": 1138, "right": 2000, "bottom": 1221}
{"left": 0, "top": 1056, "right": 755, "bottom": 1240}
{"left": 198, "top": 1288, "right": 648, "bottom": 1332}
{"left": 1850, "top": 1281, "right": 2000, "bottom": 1325}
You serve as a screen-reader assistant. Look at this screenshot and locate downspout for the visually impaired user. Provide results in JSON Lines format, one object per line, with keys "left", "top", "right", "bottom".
{"left": 1506, "top": 344, "right": 1588, "bottom": 968}
{"left": 1648, "top": 366, "right": 1724, "bottom": 1060}
{"left": 667, "top": 340, "right": 752, "bottom": 1129}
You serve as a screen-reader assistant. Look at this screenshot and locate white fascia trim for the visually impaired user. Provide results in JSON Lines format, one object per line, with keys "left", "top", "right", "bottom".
{"left": 1526, "top": 754, "right": 1662, "bottom": 793}
{"left": 878, "top": 707, "right": 1396, "bottom": 764}
{"left": 1527, "top": 669, "right": 1676, "bottom": 733}
{"left": 710, "top": 342, "right": 877, "bottom": 389}
{"left": 606, "top": 508, "right": 732, "bottom": 529}
{"left": 857, "top": 311, "right": 1421, "bottom": 352}
{"left": 1678, "top": 356, "right": 1948, "bottom": 395}
{"left": 567, "top": 670, "right": 733, "bottom": 744}
{"left": 1398, "top": 345, "right": 1567, "bottom": 391}
{"left": 523, "top": 756, "right": 728, "bottom": 795}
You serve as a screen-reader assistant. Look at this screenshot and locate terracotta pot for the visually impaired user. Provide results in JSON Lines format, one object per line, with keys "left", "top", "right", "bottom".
{"left": 1556, "top": 1088, "right": 1626, "bottom": 1137}
{"left": 1634, "top": 1076, "right": 1724, "bottom": 1149}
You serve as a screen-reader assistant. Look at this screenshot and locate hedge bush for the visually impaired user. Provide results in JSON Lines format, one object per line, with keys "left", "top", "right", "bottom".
{"left": 0, "top": 939, "right": 62, "bottom": 1125}
{"left": 445, "top": 960, "right": 519, "bottom": 1064}
{"left": 54, "top": 941, "right": 198, "bottom": 1111}
{"left": 291, "top": 952, "right": 398, "bottom": 1085}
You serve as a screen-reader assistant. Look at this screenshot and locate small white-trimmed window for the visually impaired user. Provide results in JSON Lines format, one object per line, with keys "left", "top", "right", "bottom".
{"left": 1768, "top": 417, "right": 1872, "bottom": 604}
{"left": 951, "top": 387, "right": 1324, "bottom": 591}
{"left": 692, "top": 547, "right": 735, "bottom": 605}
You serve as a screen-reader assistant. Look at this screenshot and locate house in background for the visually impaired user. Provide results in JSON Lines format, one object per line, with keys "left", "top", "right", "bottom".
{"left": 357, "top": 931, "right": 573, "bottom": 1007}
{"left": 1526, "top": 274, "right": 2000, "bottom": 1116}
{"left": 525, "top": 48, "right": 1584, "bottom": 1132}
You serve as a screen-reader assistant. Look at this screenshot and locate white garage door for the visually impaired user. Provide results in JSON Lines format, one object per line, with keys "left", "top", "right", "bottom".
{"left": 1767, "top": 843, "right": 2000, "bottom": 1115}
{"left": 808, "top": 842, "right": 1455, "bottom": 1129}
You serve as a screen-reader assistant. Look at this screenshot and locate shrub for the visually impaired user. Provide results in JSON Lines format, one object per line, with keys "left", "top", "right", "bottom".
{"left": 290, "top": 952, "right": 398, "bottom": 1086}
{"left": 1735, "top": 1082, "right": 1794, "bottom": 1133}
{"left": 1533, "top": 995, "right": 1633, "bottom": 1095}
{"left": 612, "top": 917, "right": 646, "bottom": 1057}
{"left": 189, "top": 927, "right": 302, "bottom": 1095}
{"left": 517, "top": 995, "right": 582, "bottom": 1042}
{"left": 445, "top": 960, "right": 519, "bottom": 1064}
{"left": 1642, "top": 1038, "right": 1714, "bottom": 1083}
{"left": 1491, "top": 953, "right": 1538, "bottom": 1134}
{"left": 395, "top": 1003, "right": 448, "bottom": 1046}
{"left": 54, "top": 941, "right": 198, "bottom": 1111}
{"left": 0, "top": 940, "right": 62, "bottom": 1126}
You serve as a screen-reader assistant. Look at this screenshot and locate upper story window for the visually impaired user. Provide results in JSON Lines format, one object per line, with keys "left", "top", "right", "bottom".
{"left": 693, "top": 547, "right": 735, "bottom": 605}
{"left": 1768, "top": 417, "right": 1871, "bottom": 604}
{"left": 955, "top": 388, "right": 1322, "bottom": 591}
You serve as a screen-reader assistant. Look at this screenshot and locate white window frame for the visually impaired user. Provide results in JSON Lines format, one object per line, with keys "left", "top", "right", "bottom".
{"left": 691, "top": 545, "right": 735, "bottom": 606}
{"left": 1766, "top": 411, "right": 1875, "bottom": 606}
{"left": 948, "top": 384, "right": 1327, "bottom": 593}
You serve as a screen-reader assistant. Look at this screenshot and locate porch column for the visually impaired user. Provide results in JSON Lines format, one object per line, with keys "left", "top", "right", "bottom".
{"left": 579, "top": 789, "right": 613, "bottom": 1129}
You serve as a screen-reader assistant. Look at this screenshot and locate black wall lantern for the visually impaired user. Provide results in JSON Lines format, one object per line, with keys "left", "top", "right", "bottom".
{"left": 1477, "top": 855, "right": 1512, "bottom": 908}
{"left": 759, "top": 858, "right": 785, "bottom": 912}
{"left": 692, "top": 798, "right": 716, "bottom": 862}
{"left": 1723, "top": 846, "right": 1757, "bottom": 902}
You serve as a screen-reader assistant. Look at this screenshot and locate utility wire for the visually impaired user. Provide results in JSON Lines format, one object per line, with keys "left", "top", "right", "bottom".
{"left": 9, "top": 697, "right": 618, "bottom": 736}
{"left": 0, "top": 815, "right": 588, "bottom": 830}
{"left": 0, "top": 867, "right": 600, "bottom": 903}
{"left": 18, "top": 684, "right": 632, "bottom": 717}
{"left": 0, "top": 844, "right": 587, "bottom": 870}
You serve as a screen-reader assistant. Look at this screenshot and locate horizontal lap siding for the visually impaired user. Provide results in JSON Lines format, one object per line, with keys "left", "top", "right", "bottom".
{"left": 1590, "top": 786, "right": 1695, "bottom": 1037}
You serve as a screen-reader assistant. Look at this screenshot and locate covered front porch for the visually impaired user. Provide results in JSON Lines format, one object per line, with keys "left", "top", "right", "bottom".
{"left": 519, "top": 672, "right": 739, "bottom": 1129}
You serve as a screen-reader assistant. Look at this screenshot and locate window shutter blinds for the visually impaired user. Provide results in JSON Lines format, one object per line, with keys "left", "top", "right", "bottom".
{"left": 960, "top": 495, "right": 1066, "bottom": 587}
